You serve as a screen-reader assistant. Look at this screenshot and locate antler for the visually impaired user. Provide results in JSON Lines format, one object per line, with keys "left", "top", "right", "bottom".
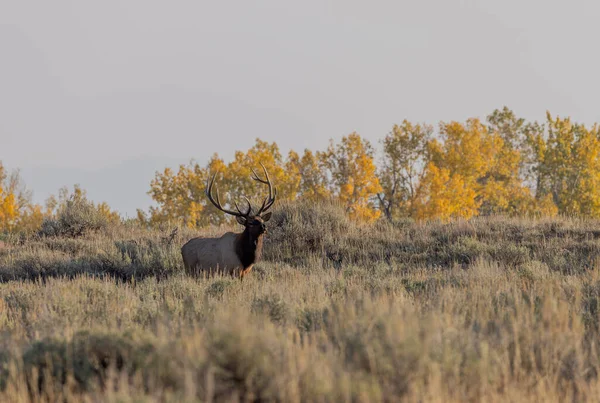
{"left": 205, "top": 173, "right": 252, "bottom": 217}
{"left": 250, "top": 162, "right": 277, "bottom": 215}
{"left": 205, "top": 163, "right": 276, "bottom": 218}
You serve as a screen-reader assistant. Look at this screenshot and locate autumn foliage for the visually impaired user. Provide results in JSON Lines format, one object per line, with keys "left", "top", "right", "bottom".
{"left": 141, "top": 133, "right": 382, "bottom": 227}
{"left": 145, "top": 107, "right": 600, "bottom": 227}
{"left": 0, "top": 165, "right": 120, "bottom": 235}
{"left": 4, "top": 107, "right": 600, "bottom": 233}
{"left": 0, "top": 163, "right": 47, "bottom": 233}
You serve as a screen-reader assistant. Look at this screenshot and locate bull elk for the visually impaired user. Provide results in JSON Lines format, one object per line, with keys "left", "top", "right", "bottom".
{"left": 181, "top": 163, "right": 277, "bottom": 280}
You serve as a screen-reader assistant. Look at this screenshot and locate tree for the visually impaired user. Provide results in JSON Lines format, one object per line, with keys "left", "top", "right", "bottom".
{"left": 487, "top": 107, "right": 546, "bottom": 195}
{"left": 0, "top": 190, "right": 18, "bottom": 232}
{"left": 487, "top": 106, "right": 528, "bottom": 150}
{"left": 529, "top": 112, "right": 600, "bottom": 216}
{"left": 287, "top": 149, "right": 330, "bottom": 202}
{"left": 377, "top": 120, "right": 432, "bottom": 220}
{"left": 0, "top": 162, "right": 40, "bottom": 232}
{"left": 320, "top": 133, "right": 382, "bottom": 221}
{"left": 415, "top": 163, "right": 478, "bottom": 221}
{"left": 0, "top": 161, "right": 121, "bottom": 234}
{"left": 145, "top": 139, "right": 302, "bottom": 227}
{"left": 225, "top": 139, "right": 300, "bottom": 205}
{"left": 146, "top": 157, "right": 218, "bottom": 228}
{"left": 415, "top": 118, "right": 532, "bottom": 220}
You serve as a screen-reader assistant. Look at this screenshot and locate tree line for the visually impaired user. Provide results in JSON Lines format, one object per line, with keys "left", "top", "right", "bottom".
{"left": 2, "top": 107, "right": 600, "bottom": 233}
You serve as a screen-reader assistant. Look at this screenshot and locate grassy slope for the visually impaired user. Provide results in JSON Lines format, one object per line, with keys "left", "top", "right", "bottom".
{"left": 2, "top": 201, "right": 600, "bottom": 401}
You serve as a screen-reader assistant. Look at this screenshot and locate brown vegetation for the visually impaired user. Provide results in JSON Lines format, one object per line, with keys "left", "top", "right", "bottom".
{"left": 1, "top": 202, "right": 600, "bottom": 401}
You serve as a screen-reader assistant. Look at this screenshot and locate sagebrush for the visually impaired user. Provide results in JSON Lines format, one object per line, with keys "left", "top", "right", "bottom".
{"left": 2, "top": 201, "right": 600, "bottom": 401}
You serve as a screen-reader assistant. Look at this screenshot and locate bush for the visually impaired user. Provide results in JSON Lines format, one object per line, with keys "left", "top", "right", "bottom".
{"left": 5, "top": 212, "right": 600, "bottom": 400}
{"left": 11, "top": 331, "right": 179, "bottom": 395}
{"left": 251, "top": 293, "right": 290, "bottom": 325}
{"left": 263, "top": 199, "right": 358, "bottom": 265}
{"left": 39, "top": 197, "right": 109, "bottom": 238}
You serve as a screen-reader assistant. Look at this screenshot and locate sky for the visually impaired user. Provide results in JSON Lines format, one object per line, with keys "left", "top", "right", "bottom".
{"left": 1, "top": 0, "right": 599, "bottom": 217}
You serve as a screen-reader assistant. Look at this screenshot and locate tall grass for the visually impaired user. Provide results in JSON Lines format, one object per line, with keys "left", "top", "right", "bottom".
{"left": 2, "top": 201, "right": 600, "bottom": 401}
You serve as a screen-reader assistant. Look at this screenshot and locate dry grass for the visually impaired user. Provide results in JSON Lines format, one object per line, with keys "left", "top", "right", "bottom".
{"left": 2, "top": 201, "right": 600, "bottom": 401}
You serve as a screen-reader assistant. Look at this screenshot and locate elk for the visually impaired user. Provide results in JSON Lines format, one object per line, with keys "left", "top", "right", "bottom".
{"left": 181, "top": 163, "right": 277, "bottom": 280}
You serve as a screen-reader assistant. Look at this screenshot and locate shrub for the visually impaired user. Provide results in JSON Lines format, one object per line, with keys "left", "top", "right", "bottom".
{"left": 13, "top": 331, "right": 179, "bottom": 395}
{"left": 39, "top": 196, "right": 109, "bottom": 238}
{"left": 251, "top": 293, "right": 290, "bottom": 325}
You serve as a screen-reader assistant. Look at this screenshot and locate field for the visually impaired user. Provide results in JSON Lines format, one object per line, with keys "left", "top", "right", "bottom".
{"left": 2, "top": 201, "right": 600, "bottom": 402}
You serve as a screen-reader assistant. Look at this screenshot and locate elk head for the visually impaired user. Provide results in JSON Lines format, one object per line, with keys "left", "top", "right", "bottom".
{"left": 205, "top": 163, "right": 277, "bottom": 236}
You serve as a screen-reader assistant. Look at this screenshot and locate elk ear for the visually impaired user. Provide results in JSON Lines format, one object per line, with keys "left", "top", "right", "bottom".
{"left": 261, "top": 212, "right": 272, "bottom": 222}
{"left": 236, "top": 216, "right": 247, "bottom": 225}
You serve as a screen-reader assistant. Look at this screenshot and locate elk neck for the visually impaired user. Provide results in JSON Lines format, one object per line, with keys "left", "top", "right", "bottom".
{"left": 235, "top": 228, "right": 264, "bottom": 269}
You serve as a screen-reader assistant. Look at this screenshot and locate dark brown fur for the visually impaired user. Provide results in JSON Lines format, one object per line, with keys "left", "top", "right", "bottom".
{"left": 234, "top": 216, "right": 268, "bottom": 278}
{"left": 235, "top": 232, "right": 264, "bottom": 269}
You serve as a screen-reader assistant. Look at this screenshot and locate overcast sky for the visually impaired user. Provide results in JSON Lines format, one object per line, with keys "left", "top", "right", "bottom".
{"left": 1, "top": 0, "right": 599, "bottom": 216}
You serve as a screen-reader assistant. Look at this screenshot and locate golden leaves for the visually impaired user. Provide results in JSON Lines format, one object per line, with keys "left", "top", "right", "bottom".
{"left": 533, "top": 113, "right": 600, "bottom": 216}
{"left": 8, "top": 107, "right": 600, "bottom": 231}
{"left": 415, "top": 118, "right": 533, "bottom": 221}
{"left": 319, "top": 133, "right": 382, "bottom": 222}
{"left": 147, "top": 134, "right": 383, "bottom": 226}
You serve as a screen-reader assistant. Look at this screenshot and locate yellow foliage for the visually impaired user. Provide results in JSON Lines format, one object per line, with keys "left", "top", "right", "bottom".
{"left": 415, "top": 163, "right": 478, "bottom": 221}
{"left": 416, "top": 118, "right": 532, "bottom": 220}
{"left": 0, "top": 192, "right": 19, "bottom": 231}
{"left": 148, "top": 161, "right": 217, "bottom": 228}
{"left": 147, "top": 135, "right": 382, "bottom": 225}
{"left": 530, "top": 113, "right": 600, "bottom": 216}
{"left": 0, "top": 161, "right": 42, "bottom": 233}
{"left": 96, "top": 202, "right": 121, "bottom": 224}
{"left": 142, "top": 110, "right": 600, "bottom": 224}
{"left": 321, "top": 133, "right": 382, "bottom": 221}
{"left": 225, "top": 139, "right": 300, "bottom": 204}
{"left": 147, "top": 140, "right": 302, "bottom": 227}
{"left": 0, "top": 162, "right": 107, "bottom": 233}
{"left": 16, "top": 204, "right": 46, "bottom": 233}
{"left": 287, "top": 149, "right": 330, "bottom": 202}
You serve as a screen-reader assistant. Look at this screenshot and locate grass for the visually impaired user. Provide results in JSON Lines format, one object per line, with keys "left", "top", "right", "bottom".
{"left": 2, "top": 201, "right": 600, "bottom": 401}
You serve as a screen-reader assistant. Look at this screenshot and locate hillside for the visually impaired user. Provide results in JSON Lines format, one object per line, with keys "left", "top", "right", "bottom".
{"left": 1, "top": 201, "right": 600, "bottom": 401}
